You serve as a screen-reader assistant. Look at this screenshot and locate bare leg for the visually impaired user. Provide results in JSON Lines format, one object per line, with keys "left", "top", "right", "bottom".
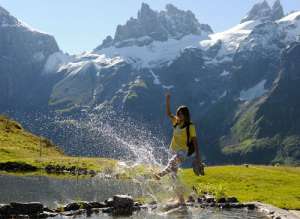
{"left": 154, "top": 154, "right": 186, "bottom": 205}
{"left": 154, "top": 155, "right": 180, "bottom": 179}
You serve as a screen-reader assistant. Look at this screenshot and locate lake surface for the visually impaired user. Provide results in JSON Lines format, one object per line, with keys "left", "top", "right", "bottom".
{"left": 0, "top": 174, "right": 268, "bottom": 219}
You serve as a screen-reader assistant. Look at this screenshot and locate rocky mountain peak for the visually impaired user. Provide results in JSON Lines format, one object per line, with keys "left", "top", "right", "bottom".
{"left": 0, "top": 5, "right": 19, "bottom": 26}
{"left": 95, "top": 3, "right": 213, "bottom": 50}
{"left": 241, "top": 0, "right": 284, "bottom": 23}
{"left": 138, "top": 3, "right": 156, "bottom": 20}
{"left": 271, "top": 0, "right": 284, "bottom": 20}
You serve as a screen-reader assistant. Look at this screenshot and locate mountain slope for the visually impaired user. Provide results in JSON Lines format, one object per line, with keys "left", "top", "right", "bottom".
{"left": 222, "top": 43, "right": 300, "bottom": 165}
{"left": 0, "top": 5, "right": 65, "bottom": 110}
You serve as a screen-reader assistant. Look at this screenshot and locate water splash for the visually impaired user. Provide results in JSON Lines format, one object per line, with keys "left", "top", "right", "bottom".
{"left": 52, "top": 110, "right": 169, "bottom": 166}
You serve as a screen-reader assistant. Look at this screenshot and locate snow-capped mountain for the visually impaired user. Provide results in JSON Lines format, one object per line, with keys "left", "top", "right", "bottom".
{"left": 92, "top": 3, "right": 213, "bottom": 68}
{"left": 96, "top": 3, "right": 213, "bottom": 50}
{"left": 1, "top": 1, "right": 300, "bottom": 164}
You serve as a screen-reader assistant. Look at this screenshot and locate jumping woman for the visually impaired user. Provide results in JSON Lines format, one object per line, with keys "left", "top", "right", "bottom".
{"left": 154, "top": 93, "right": 204, "bottom": 206}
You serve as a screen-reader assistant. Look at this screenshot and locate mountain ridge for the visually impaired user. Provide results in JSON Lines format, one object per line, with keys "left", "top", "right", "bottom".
{"left": 0, "top": 1, "right": 300, "bottom": 164}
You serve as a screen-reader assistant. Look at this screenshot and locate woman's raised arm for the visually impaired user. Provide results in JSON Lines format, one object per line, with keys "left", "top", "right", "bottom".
{"left": 166, "top": 93, "right": 176, "bottom": 121}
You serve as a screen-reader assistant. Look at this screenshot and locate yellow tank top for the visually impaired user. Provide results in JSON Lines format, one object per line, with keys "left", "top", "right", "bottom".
{"left": 169, "top": 120, "right": 197, "bottom": 152}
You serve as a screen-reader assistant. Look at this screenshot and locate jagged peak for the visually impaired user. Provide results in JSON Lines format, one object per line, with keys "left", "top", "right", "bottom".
{"left": 165, "top": 4, "right": 180, "bottom": 13}
{"left": 271, "top": 0, "right": 284, "bottom": 20}
{"left": 241, "top": 0, "right": 285, "bottom": 23}
{"left": 138, "top": 2, "right": 156, "bottom": 19}
{"left": 241, "top": 0, "right": 272, "bottom": 23}
{"left": 95, "top": 3, "right": 212, "bottom": 50}
{"left": 0, "top": 5, "right": 19, "bottom": 25}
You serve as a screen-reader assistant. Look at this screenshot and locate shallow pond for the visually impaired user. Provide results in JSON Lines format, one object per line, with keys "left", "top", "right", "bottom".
{"left": 0, "top": 174, "right": 268, "bottom": 219}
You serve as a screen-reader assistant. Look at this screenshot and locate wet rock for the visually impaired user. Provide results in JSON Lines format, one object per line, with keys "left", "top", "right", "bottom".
{"left": 217, "top": 197, "right": 226, "bottom": 203}
{"left": 45, "top": 164, "right": 94, "bottom": 175}
{"left": 226, "top": 197, "right": 238, "bottom": 203}
{"left": 39, "top": 211, "right": 58, "bottom": 218}
{"left": 0, "top": 204, "right": 12, "bottom": 215}
{"left": 62, "top": 209, "right": 86, "bottom": 216}
{"left": 197, "top": 197, "right": 204, "bottom": 203}
{"left": 10, "top": 202, "right": 43, "bottom": 215}
{"left": 0, "top": 202, "right": 43, "bottom": 216}
{"left": 218, "top": 202, "right": 231, "bottom": 209}
{"left": 43, "top": 207, "right": 55, "bottom": 213}
{"left": 89, "top": 170, "right": 97, "bottom": 176}
{"left": 63, "top": 201, "right": 92, "bottom": 211}
{"left": 104, "top": 197, "right": 114, "bottom": 207}
{"left": 204, "top": 194, "right": 216, "bottom": 203}
{"left": 112, "top": 195, "right": 134, "bottom": 209}
{"left": 88, "top": 201, "right": 107, "bottom": 209}
{"left": 244, "top": 203, "right": 256, "bottom": 210}
{"left": 0, "top": 162, "right": 37, "bottom": 172}
{"left": 102, "top": 207, "right": 113, "bottom": 214}
{"left": 187, "top": 195, "right": 196, "bottom": 203}
{"left": 230, "top": 203, "right": 244, "bottom": 208}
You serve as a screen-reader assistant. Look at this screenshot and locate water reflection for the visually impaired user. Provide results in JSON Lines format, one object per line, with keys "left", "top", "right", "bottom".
{"left": 0, "top": 174, "right": 267, "bottom": 219}
{"left": 0, "top": 174, "right": 142, "bottom": 208}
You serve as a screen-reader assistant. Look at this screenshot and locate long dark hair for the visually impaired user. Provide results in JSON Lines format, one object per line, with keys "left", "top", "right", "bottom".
{"left": 176, "top": 105, "right": 191, "bottom": 127}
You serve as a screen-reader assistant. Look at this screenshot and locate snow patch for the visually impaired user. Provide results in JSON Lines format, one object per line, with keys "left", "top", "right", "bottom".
{"left": 199, "top": 101, "right": 205, "bottom": 106}
{"left": 200, "top": 20, "right": 261, "bottom": 59}
{"left": 57, "top": 53, "right": 124, "bottom": 77}
{"left": 277, "top": 11, "right": 300, "bottom": 43}
{"left": 150, "top": 70, "right": 161, "bottom": 85}
{"left": 162, "top": 85, "right": 174, "bottom": 90}
{"left": 43, "top": 51, "right": 70, "bottom": 74}
{"left": 239, "top": 79, "right": 268, "bottom": 101}
{"left": 96, "top": 34, "right": 209, "bottom": 69}
{"left": 219, "top": 90, "right": 228, "bottom": 99}
{"left": 220, "top": 70, "right": 230, "bottom": 77}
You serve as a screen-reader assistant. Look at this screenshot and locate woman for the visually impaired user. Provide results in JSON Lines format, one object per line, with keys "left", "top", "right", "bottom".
{"left": 154, "top": 93, "right": 203, "bottom": 205}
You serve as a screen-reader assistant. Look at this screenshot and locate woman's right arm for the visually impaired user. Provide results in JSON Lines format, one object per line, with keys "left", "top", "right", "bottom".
{"left": 166, "top": 93, "right": 176, "bottom": 123}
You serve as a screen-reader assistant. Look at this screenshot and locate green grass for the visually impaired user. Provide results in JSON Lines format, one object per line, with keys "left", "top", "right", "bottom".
{"left": 0, "top": 115, "right": 117, "bottom": 172}
{"left": 180, "top": 165, "right": 300, "bottom": 209}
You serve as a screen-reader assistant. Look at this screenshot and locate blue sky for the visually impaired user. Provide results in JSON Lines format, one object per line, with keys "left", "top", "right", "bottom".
{"left": 1, "top": 0, "right": 299, "bottom": 54}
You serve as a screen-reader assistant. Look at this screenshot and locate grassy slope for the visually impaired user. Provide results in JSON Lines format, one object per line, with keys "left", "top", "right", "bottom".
{"left": 0, "top": 115, "right": 116, "bottom": 171}
{"left": 181, "top": 165, "right": 300, "bottom": 209}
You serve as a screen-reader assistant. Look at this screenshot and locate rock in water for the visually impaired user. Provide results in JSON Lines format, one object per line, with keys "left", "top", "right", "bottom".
{"left": 112, "top": 195, "right": 134, "bottom": 216}
{"left": 2, "top": 202, "right": 44, "bottom": 215}
{"left": 113, "top": 195, "right": 134, "bottom": 209}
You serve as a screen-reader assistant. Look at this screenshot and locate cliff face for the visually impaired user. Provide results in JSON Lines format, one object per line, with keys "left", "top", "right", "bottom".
{"left": 0, "top": 5, "right": 60, "bottom": 110}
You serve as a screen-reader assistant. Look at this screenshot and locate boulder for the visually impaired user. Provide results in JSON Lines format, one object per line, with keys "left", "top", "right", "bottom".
{"left": 216, "top": 197, "right": 226, "bottom": 203}
{"left": 0, "top": 162, "right": 37, "bottom": 172}
{"left": 203, "top": 194, "right": 216, "bottom": 203}
{"left": 112, "top": 195, "right": 134, "bottom": 209}
{"left": 226, "top": 197, "right": 238, "bottom": 203}
{"left": 63, "top": 201, "right": 92, "bottom": 211}
{"left": 104, "top": 197, "right": 114, "bottom": 207}
{"left": 88, "top": 201, "right": 107, "bottom": 209}
{"left": 6, "top": 202, "right": 43, "bottom": 215}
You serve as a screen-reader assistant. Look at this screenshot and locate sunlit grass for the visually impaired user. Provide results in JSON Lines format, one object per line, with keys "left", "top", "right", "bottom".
{"left": 0, "top": 115, "right": 117, "bottom": 172}
{"left": 180, "top": 165, "right": 300, "bottom": 209}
